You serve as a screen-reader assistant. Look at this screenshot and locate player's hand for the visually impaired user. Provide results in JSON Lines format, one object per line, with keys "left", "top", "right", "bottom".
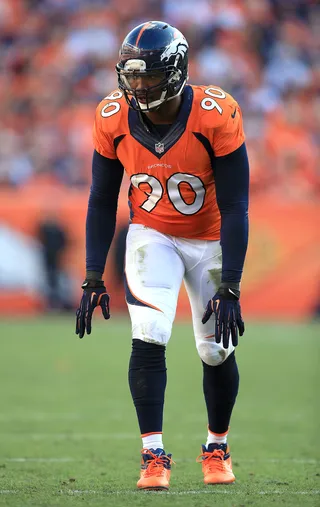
{"left": 75, "top": 280, "right": 110, "bottom": 338}
{"left": 202, "top": 285, "right": 245, "bottom": 348}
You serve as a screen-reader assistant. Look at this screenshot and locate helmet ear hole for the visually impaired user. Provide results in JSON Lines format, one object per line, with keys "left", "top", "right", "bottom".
{"left": 168, "top": 70, "right": 181, "bottom": 84}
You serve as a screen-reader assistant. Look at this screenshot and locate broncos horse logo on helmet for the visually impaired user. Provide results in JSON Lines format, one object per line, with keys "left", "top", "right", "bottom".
{"left": 116, "top": 21, "right": 189, "bottom": 111}
{"left": 160, "top": 37, "right": 188, "bottom": 65}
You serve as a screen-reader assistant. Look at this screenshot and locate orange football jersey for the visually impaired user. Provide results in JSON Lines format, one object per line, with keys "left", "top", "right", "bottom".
{"left": 93, "top": 85, "right": 245, "bottom": 240}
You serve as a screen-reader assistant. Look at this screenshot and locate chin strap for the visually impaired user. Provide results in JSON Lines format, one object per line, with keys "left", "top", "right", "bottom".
{"left": 137, "top": 89, "right": 168, "bottom": 111}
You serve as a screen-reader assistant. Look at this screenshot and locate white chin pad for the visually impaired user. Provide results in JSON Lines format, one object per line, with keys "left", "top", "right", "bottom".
{"left": 138, "top": 98, "right": 162, "bottom": 110}
{"left": 138, "top": 90, "right": 167, "bottom": 110}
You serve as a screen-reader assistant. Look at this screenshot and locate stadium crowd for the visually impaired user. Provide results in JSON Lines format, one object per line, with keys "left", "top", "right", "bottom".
{"left": 0, "top": 0, "right": 319, "bottom": 200}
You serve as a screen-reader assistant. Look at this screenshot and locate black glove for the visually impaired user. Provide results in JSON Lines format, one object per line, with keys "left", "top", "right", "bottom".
{"left": 202, "top": 284, "right": 245, "bottom": 349}
{"left": 75, "top": 279, "right": 110, "bottom": 339}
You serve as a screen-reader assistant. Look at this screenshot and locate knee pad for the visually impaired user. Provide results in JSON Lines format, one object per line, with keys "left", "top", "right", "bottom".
{"left": 196, "top": 338, "right": 233, "bottom": 366}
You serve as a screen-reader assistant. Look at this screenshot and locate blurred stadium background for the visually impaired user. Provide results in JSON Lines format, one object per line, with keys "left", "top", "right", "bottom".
{"left": 0, "top": 0, "right": 319, "bottom": 319}
{"left": 0, "top": 1, "right": 319, "bottom": 504}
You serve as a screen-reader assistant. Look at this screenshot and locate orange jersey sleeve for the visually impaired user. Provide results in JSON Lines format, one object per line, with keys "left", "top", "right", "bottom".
{"left": 194, "top": 85, "right": 245, "bottom": 157}
{"left": 213, "top": 98, "right": 245, "bottom": 157}
{"left": 93, "top": 91, "right": 128, "bottom": 159}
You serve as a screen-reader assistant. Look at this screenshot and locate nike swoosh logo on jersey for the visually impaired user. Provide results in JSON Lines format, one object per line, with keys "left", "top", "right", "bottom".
{"left": 231, "top": 107, "right": 236, "bottom": 118}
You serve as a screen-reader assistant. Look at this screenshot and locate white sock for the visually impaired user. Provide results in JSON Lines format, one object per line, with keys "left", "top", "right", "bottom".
{"left": 142, "top": 433, "right": 164, "bottom": 450}
{"left": 206, "top": 428, "right": 228, "bottom": 447}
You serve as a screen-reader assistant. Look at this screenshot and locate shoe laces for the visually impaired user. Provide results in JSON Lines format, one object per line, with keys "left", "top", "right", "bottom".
{"left": 141, "top": 449, "right": 175, "bottom": 478}
{"left": 196, "top": 448, "right": 227, "bottom": 473}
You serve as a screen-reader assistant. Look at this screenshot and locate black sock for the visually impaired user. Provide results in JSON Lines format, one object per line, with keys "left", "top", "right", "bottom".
{"left": 128, "top": 339, "right": 167, "bottom": 435}
{"left": 202, "top": 352, "right": 239, "bottom": 434}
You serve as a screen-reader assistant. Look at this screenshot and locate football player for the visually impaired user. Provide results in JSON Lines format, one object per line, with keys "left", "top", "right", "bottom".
{"left": 76, "top": 20, "right": 249, "bottom": 490}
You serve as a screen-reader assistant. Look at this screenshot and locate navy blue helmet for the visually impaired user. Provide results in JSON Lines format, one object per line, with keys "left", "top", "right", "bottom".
{"left": 116, "top": 21, "right": 189, "bottom": 111}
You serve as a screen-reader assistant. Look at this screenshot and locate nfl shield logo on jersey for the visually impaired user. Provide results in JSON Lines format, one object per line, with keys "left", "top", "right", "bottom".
{"left": 155, "top": 142, "right": 164, "bottom": 154}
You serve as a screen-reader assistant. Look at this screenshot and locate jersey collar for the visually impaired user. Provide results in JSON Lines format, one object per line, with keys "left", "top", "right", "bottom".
{"left": 128, "top": 85, "right": 193, "bottom": 159}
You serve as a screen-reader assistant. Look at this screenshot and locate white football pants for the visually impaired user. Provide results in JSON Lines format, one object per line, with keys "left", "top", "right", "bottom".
{"left": 125, "top": 224, "right": 235, "bottom": 366}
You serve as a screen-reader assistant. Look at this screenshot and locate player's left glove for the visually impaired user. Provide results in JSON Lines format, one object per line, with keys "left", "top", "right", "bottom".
{"left": 75, "top": 279, "right": 110, "bottom": 339}
{"left": 202, "top": 283, "right": 245, "bottom": 349}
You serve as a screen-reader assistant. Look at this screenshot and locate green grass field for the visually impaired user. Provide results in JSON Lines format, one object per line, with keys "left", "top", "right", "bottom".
{"left": 0, "top": 317, "right": 319, "bottom": 506}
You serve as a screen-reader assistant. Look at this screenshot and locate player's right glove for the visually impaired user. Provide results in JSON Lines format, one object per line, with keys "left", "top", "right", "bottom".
{"left": 75, "top": 279, "right": 110, "bottom": 339}
{"left": 202, "top": 284, "right": 245, "bottom": 349}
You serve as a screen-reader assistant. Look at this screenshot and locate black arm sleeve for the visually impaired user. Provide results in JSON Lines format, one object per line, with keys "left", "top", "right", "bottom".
{"left": 213, "top": 142, "right": 249, "bottom": 284}
{"left": 86, "top": 150, "right": 124, "bottom": 275}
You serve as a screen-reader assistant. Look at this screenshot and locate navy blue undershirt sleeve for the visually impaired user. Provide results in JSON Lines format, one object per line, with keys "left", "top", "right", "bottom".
{"left": 213, "top": 142, "right": 249, "bottom": 284}
{"left": 86, "top": 150, "right": 124, "bottom": 275}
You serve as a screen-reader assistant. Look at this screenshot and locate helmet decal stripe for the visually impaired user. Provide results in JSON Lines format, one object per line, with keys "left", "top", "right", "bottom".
{"left": 135, "top": 21, "right": 154, "bottom": 46}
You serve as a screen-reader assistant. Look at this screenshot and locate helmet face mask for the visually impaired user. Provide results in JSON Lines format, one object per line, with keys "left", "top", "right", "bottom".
{"left": 116, "top": 21, "right": 188, "bottom": 112}
{"left": 118, "top": 64, "right": 183, "bottom": 111}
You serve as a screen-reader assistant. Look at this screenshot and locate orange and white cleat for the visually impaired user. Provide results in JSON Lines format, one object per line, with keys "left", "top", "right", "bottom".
{"left": 197, "top": 443, "right": 235, "bottom": 484}
{"left": 137, "top": 448, "right": 173, "bottom": 490}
